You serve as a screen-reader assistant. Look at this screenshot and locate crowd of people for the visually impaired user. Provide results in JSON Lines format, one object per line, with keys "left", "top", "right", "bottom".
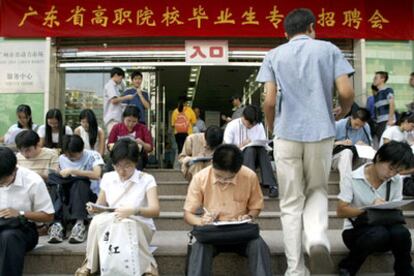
{"left": 1, "top": 7, "right": 414, "bottom": 276}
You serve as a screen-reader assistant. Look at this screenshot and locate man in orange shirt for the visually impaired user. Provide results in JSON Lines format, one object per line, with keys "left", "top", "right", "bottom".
{"left": 183, "top": 144, "right": 273, "bottom": 276}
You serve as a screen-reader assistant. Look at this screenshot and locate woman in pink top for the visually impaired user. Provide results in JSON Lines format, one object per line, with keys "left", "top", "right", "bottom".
{"left": 108, "top": 105, "right": 153, "bottom": 170}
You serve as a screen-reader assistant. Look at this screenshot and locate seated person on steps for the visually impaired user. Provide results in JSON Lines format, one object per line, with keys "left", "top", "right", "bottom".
{"left": 178, "top": 125, "right": 223, "bottom": 181}
{"left": 223, "top": 105, "right": 278, "bottom": 198}
{"left": 184, "top": 144, "right": 273, "bottom": 276}
{"left": 0, "top": 147, "right": 54, "bottom": 276}
{"left": 48, "top": 134, "right": 104, "bottom": 244}
{"left": 336, "top": 141, "right": 414, "bottom": 276}
{"left": 332, "top": 107, "right": 372, "bottom": 188}
{"left": 76, "top": 138, "right": 160, "bottom": 276}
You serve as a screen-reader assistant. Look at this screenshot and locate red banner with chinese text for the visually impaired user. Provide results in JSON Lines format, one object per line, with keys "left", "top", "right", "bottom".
{"left": 0, "top": 0, "right": 413, "bottom": 39}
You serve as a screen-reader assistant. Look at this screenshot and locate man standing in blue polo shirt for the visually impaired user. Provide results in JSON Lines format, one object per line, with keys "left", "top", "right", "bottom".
{"left": 123, "top": 70, "right": 150, "bottom": 125}
{"left": 256, "top": 8, "right": 355, "bottom": 275}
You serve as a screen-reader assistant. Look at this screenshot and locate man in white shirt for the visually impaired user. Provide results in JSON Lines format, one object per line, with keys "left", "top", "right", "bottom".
{"left": 224, "top": 105, "right": 278, "bottom": 197}
{"left": 103, "top": 67, "right": 134, "bottom": 134}
{"left": 0, "top": 146, "right": 54, "bottom": 276}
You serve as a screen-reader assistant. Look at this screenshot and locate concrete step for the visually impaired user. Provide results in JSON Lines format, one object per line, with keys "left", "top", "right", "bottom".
{"left": 146, "top": 169, "right": 340, "bottom": 183}
{"left": 157, "top": 180, "right": 342, "bottom": 196}
{"left": 146, "top": 169, "right": 187, "bottom": 182}
{"left": 160, "top": 195, "right": 334, "bottom": 212}
{"left": 159, "top": 195, "right": 414, "bottom": 212}
{"left": 153, "top": 211, "right": 414, "bottom": 231}
{"left": 24, "top": 230, "right": 413, "bottom": 275}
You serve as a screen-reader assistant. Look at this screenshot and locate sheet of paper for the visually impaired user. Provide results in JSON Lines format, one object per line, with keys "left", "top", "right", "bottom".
{"left": 188, "top": 156, "right": 212, "bottom": 166}
{"left": 212, "top": 219, "right": 252, "bottom": 226}
{"left": 240, "top": 140, "right": 272, "bottom": 151}
{"left": 355, "top": 144, "right": 377, "bottom": 160}
{"left": 87, "top": 203, "right": 116, "bottom": 212}
{"left": 361, "top": 199, "right": 414, "bottom": 210}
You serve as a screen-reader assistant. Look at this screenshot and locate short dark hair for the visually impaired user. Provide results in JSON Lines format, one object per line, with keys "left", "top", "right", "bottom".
{"left": 375, "top": 71, "right": 389, "bottom": 83}
{"left": 397, "top": 111, "right": 414, "bottom": 126}
{"left": 410, "top": 72, "right": 414, "bottom": 77}
{"left": 284, "top": 8, "right": 316, "bottom": 38}
{"left": 62, "top": 135, "right": 84, "bottom": 154}
{"left": 15, "top": 130, "right": 40, "bottom": 149}
{"left": 110, "top": 67, "right": 125, "bottom": 78}
{"left": 0, "top": 147, "right": 17, "bottom": 179}
{"left": 351, "top": 108, "right": 370, "bottom": 122}
{"left": 212, "top": 144, "right": 243, "bottom": 173}
{"left": 110, "top": 138, "right": 139, "bottom": 165}
{"left": 374, "top": 141, "right": 413, "bottom": 170}
{"left": 242, "top": 105, "right": 261, "bottom": 125}
{"left": 205, "top": 126, "right": 223, "bottom": 150}
{"left": 131, "top": 70, "right": 143, "bottom": 79}
{"left": 122, "top": 105, "right": 141, "bottom": 120}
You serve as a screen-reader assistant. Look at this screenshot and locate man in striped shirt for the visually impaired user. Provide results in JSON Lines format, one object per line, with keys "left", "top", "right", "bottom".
{"left": 373, "top": 71, "right": 395, "bottom": 144}
{"left": 15, "top": 130, "right": 59, "bottom": 182}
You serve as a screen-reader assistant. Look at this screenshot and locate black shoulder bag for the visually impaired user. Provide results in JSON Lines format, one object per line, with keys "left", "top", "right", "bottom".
{"left": 350, "top": 181, "right": 406, "bottom": 228}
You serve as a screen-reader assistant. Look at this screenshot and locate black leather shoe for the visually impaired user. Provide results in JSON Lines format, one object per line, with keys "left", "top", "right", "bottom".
{"left": 338, "top": 268, "right": 351, "bottom": 276}
{"left": 268, "top": 186, "right": 278, "bottom": 198}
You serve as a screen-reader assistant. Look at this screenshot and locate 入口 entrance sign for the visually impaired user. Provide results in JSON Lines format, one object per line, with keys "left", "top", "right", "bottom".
{"left": 185, "top": 41, "right": 228, "bottom": 64}
{"left": 0, "top": 0, "right": 412, "bottom": 40}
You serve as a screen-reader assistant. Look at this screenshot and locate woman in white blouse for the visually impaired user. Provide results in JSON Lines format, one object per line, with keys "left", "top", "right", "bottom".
{"left": 1, "top": 104, "right": 38, "bottom": 145}
{"left": 380, "top": 111, "right": 414, "bottom": 147}
{"left": 38, "top": 108, "right": 73, "bottom": 149}
{"left": 76, "top": 138, "right": 160, "bottom": 276}
{"left": 0, "top": 147, "right": 54, "bottom": 276}
{"left": 74, "top": 109, "right": 105, "bottom": 156}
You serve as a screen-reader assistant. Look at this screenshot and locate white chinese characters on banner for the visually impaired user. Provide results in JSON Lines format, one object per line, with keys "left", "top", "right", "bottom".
{"left": 0, "top": 40, "right": 47, "bottom": 93}
{"left": 185, "top": 40, "right": 228, "bottom": 64}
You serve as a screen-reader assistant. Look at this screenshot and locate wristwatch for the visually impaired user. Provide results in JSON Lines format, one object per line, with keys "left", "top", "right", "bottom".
{"left": 19, "top": 210, "right": 25, "bottom": 217}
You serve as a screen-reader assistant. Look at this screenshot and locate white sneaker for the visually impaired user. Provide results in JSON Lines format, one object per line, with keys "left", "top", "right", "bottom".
{"left": 48, "top": 223, "right": 64, "bottom": 244}
{"left": 69, "top": 223, "right": 86, "bottom": 244}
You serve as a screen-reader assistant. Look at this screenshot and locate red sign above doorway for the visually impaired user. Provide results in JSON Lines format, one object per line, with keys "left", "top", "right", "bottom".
{"left": 0, "top": 0, "right": 412, "bottom": 40}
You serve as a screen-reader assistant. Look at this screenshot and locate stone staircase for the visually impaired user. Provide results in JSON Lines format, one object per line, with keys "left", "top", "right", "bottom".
{"left": 24, "top": 169, "right": 414, "bottom": 275}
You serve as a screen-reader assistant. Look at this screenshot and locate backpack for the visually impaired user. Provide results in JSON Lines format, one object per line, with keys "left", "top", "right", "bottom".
{"left": 175, "top": 112, "right": 189, "bottom": 133}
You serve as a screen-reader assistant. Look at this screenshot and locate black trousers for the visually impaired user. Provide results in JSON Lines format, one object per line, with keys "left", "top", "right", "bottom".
{"left": 243, "top": 147, "right": 277, "bottom": 188}
{"left": 339, "top": 224, "right": 414, "bottom": 276}
{"left": 373, "top": 121, "right": 387, "bottom": 144}
{"left": 48, "top": 173, "right": 92, "bottom": 224}
{"left": 0, "top": 222, "right": 38, "bottom": 276}
{"left": 187, "top": 237, "right": 273, "bottom": 276}
{"left": 175, "top": 133, "right": 188, "bottom": 154}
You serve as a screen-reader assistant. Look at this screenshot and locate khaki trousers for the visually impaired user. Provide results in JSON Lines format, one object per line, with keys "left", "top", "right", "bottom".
{"left": 274, "top": 137, "right": 334, "bottom": 276}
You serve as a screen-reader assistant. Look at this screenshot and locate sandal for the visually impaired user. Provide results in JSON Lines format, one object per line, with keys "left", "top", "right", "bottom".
{"left": 74, "top": 258, "right": 91, "bottom": 276}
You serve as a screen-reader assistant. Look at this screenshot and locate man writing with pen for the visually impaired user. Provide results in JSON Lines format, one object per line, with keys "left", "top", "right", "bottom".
{"left": 183, "top": 144, "right": 273, "bottom": 276}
